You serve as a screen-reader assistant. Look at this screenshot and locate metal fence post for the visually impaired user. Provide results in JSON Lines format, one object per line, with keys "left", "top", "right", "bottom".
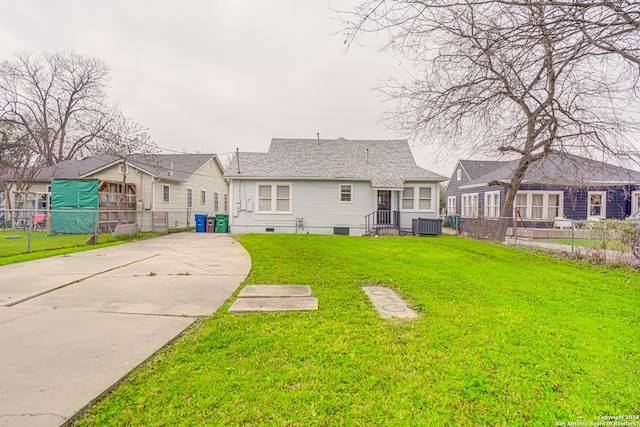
{"left": 513, "top": 209, "right": 518, "bottom": 246}
{"left": 27, "top": 216, "right": 32, "bottom": 253}
{"left": 94, "top": 210, "right": 99, "bottom": 243}
{"left": 571, "top": 221, "right": 575, "bottom": 255}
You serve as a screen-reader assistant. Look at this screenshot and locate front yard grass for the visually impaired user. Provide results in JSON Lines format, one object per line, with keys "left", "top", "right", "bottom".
{"left": 74, "top": 235, "right": 640, "bottom": 426}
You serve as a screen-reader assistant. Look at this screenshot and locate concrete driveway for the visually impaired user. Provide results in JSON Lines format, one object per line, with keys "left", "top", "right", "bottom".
{"left": 0, "top": 233, "right": 251, "bottom": 427}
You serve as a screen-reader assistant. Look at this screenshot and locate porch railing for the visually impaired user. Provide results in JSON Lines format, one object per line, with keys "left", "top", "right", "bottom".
{"left": 364, "top": 210, "right": 400, "bottom": 234}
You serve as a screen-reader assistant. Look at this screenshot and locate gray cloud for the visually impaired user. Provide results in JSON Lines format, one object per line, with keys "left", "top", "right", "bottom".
{"left": 0, "top": 0, "right": 455, "bottom": 176}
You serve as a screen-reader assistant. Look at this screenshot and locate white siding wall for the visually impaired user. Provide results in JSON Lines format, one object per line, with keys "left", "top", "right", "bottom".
{"left": 85, "top": 158, "right": 228, "bottom": 215}
{"left": 184, "top": 157, "right": 229, "bottom": 215}
{"left": 229, "top": 179, "right": 377, "bottom": 235}
{"left": 399, "top": 181, "right": 440, "bottom": 229}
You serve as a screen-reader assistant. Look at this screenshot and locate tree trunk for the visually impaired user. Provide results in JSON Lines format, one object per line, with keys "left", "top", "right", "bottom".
{"left": 492, "top": 158, "right": 530, "bottom": 241}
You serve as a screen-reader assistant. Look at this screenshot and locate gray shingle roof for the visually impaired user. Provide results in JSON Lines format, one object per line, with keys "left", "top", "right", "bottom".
{"left": 459, "top": 159, "right": 506, "bottom": 181}
{"left": 224, "top": 138, "right": 445, "bottom": 187}
{"left": 2, "top": 153, "right": 218, "bottom": 182}
{"left": 464, "top": 154, "right": 640, "bottom": 186}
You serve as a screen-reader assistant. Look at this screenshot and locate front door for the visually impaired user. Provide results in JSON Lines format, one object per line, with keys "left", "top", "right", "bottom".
{"left": 377, "top": 190, "right": 392, "bottom": 224}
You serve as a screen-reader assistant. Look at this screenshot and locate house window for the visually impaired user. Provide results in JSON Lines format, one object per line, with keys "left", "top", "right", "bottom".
{"left": 401, "top": 185, "right": 434, "bottom": 211}
{"left": 201, "top": 190, "right": 206, "bottom": 205}
{"left": 419, "top": 187, "right": 432, "bottom": 210}
{"left": 548, "top": 194, "right": 561, "bottom": 218}
{"left": 119, "top": 164, "right": 129, "bottom": 175}
{"left": 256, "top": 183, "right": 292, "bottom": 214}
{"left": 531, "top": 194, "right": 544, "bottom": 219}
{"left": 224, "top": 193, "right": 228, "bottom": 212}
{"left": 402, "top": 188, "right": 414, "bottom": 209}
{"left": 214, "top": 192, "right": 219, "bottom": 212}
{"left": 456, "top": 169, "right": 462, "bottom": 181}
{"left": 162, "top": 184, "right": 170, "bottom": 203}
{"left": 632, "top": 191, "right": 640, "bottom": 215}
{"left": 515, "top": 193, "right": 527, "bottom": 218}
{"left": 461, "top": 193, "right": 479, "bottom": 217}
{"left": 588, "top": 191, "right": 606, "bottom": 218}
{"left": 186, "top": 188, "right": 193, "bottom": 208}
{"left": 447, "top": 196, "right": 457, "bottom": 215}
{"left": 339, "top": 184, "right": 353, "bottom": 203}
{"left": 515, "top": 191, "right": 564, "bottom": 219}
{"left": 484, "top": 191, "right": 500, "bottom": 218}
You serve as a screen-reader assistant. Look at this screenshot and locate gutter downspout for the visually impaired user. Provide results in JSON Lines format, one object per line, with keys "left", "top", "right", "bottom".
{"left": 151, "top": 176, "right": 161, "bottom": 211}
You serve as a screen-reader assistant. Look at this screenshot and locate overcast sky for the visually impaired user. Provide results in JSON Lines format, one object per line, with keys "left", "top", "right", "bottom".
{"left": 0, "top": 0, "right": 457, "bottom": 176}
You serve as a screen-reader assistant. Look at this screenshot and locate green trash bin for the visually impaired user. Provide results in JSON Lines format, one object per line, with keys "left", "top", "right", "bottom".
{"left": 215, "top": 214, "right": 229, "bottom": 233}
{"left": 449, "top": 215, "right": 457, "bottom": 230}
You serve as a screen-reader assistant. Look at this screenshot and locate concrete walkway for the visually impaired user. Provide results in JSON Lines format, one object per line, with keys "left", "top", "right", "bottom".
{"left": 0, "top": 233, "right": 251, "bottom": 427}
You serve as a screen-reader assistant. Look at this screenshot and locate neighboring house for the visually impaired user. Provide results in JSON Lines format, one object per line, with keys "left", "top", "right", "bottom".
{"left": 445, "top": 154, "right": 640, "bottom": 221}
{"left": 224, "top": 137, "right": 446, "bottom": 235}
{"left": 1, "top": 153, "right": 228, "bottom": 227}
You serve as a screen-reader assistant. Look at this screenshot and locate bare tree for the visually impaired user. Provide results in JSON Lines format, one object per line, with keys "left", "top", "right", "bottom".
{"left": 0, "top": 120, "right": 45, "bottom": 210}
{"left": 0, "top": 51, "right": 114, "bottom": 167}
{"left": 343, "top": 1, "right": 640, "bottom": 240}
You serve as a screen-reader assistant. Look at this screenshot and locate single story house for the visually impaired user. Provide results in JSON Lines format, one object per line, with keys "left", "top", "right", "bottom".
{"left": 224, "top": 137, "right": 447, "bottom": 235}
{"left": 445, "top": 154, "right": 640, "bottom": 221}
{"left": 1, "top": 153, "right": 228, "bottom": 229}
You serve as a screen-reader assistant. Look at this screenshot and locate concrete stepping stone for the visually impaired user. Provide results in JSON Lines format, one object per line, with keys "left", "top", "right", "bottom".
{"left": 229, "top": 297, "right": 318, "bottom": 313}
{"left": 238, "top": 285, "right": 312, "bottom": 298}
{"left": 229, "top": 285, "right": 318, "bottom": 313}
{"left": 362, "top": 286, "right": 418, "bottom": 319}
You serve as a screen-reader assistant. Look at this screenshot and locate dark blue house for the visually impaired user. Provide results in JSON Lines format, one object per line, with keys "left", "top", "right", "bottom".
{"left": 445, "top": 154, "right": 640, "bottom": 221}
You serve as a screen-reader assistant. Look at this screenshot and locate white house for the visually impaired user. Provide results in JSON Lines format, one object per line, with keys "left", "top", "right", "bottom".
{"left": 1, "top": 153, "right": 228, "bottom": 230}
{"left": 224, "top": 138, "right": 446, "bottom": 235}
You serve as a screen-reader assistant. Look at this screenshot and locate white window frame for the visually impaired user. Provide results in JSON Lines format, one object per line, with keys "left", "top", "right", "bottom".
{"left": 119, "top": 164, "right": 129, "bottom": 175}
{"left": 401, "top": 185, "right": 435, "bottom": 212}
{"left": 461, "top": 193, "right": 479, "bottom": 218}
{"left": 484, "top": 191, "right": 501, "bottom": 218}
{"left": 632, "top": 190, "right": 640, "bottom": 215}
{"left": 339, "top": 184, "right": 353, "bottom": 203}
{"left": 186, "top": 188, "right": 193, "bottom": 209}
{"left": 447, "top": 196, "right": 457, "bottom": 215}
{"left": 214, "top": 192, "right": 219, "bottom": 212}
{"left": 456, "top": 169, "right": 462, "bottom": 181}
{"left": 401, "top": 187, "right": 414, "bottom": 210}
{"left": 514, "top": 191, "right": 564, "bottom": 219}
{"left": 588, "top": 191, "right": 607, "bottom": 219}
{"left": 256, "top": 183, "right": 292, "bottom": 214}
{"left": 162, "top": 184, "right": 170, "bottom": 203}
{"left": 200, "top": 189, "right": 206, "bottom": 205}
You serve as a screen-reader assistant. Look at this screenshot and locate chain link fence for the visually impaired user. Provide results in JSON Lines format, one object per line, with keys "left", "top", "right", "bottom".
{"left": 444, "top": 215, "right": 640, "bottom": 268}
{"left": 0, "top": 208, "right": 199, "bottom": 255}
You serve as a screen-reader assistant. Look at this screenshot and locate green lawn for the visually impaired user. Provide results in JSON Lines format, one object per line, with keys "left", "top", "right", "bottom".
{"left": 0, "top": 230, "right": 163, "bottom": 265}
{"left": 74, "top": 235, "right": 639, "bottom": 426}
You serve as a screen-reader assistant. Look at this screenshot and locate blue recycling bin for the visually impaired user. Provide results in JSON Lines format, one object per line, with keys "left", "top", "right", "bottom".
{"left": 195, "top": 214, "right": 207, "bottom": 233}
